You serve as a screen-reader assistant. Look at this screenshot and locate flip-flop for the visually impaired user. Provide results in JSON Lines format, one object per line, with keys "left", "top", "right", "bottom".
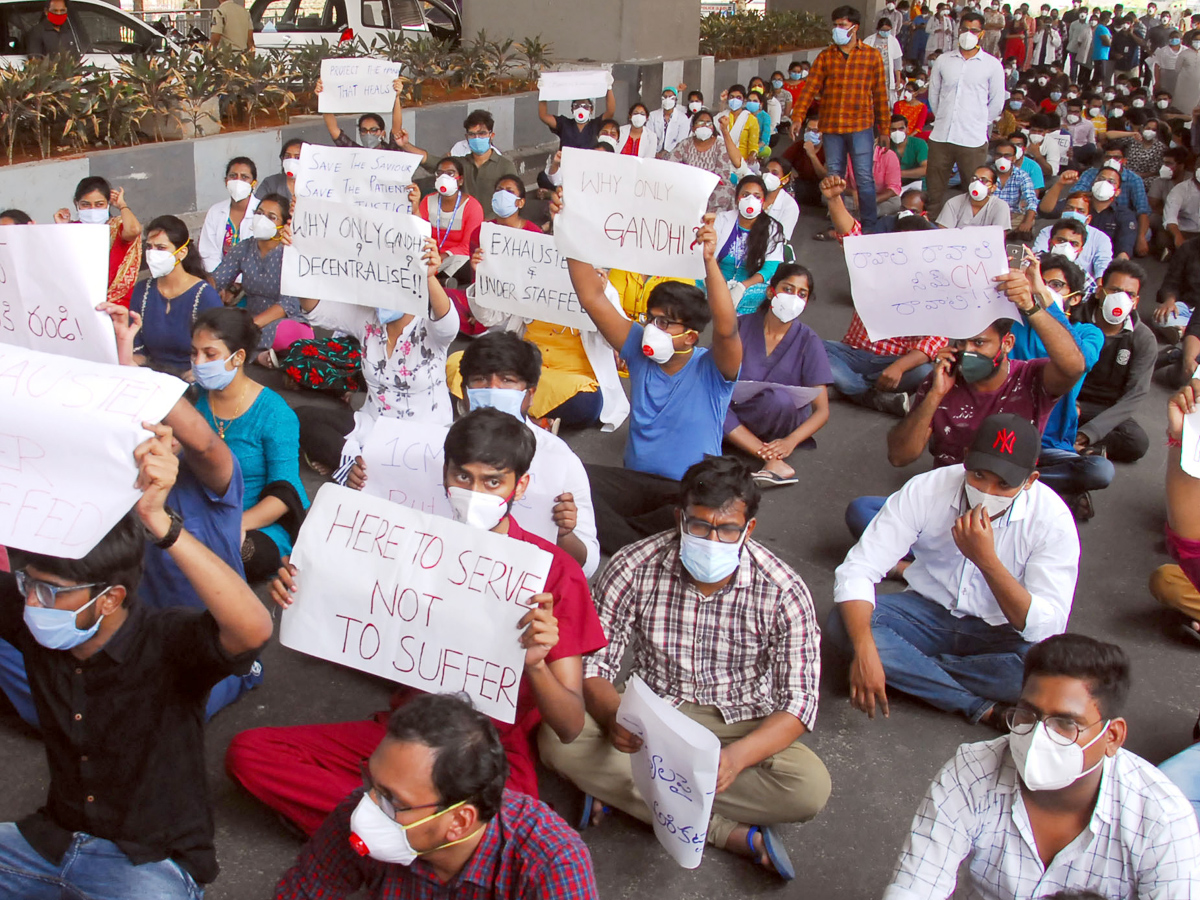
{"left": 576, "top": 794, "right": 611, "bottom": 831}
{"left": 747, "top": 825, "right": 796, "bottom": 880}
{"left": 1176, "top": 615, "right": 1200, "bottom": 646}
{"left": 752, "top": 469, "right": 798, "bottom": 487}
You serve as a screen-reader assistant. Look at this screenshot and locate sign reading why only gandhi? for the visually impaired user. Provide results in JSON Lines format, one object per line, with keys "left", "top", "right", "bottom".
{"left": 282, "top": 483, "right": 553, "bottom": 723}
{"left": 553, "top": 148, "right": 718, "bottom": 279}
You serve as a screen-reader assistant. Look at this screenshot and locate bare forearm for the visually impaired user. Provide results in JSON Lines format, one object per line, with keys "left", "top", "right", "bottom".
{"left": 582, "top": 675, "right": 622, "bottom": 727}
{"left": 254, "top": 304, "right": 286, "bottom": 327}
{"left": 788, "top": 392, "right": 829, "bottom": 443}
{"left": 556, "top": 531, "right": 587, "bottom": 568}
{"left": 828, "top": 195, "right": 855, "bottom": 235}
{"left": 839, "top": 599, "right": 877, "bottom": 652}
{"left": 1167, "top": 445, "right": 1200, "bottom": 538}
{"left": 242, "top": 496, "right": 288, "bottom": 532}
{"left": 1028, "top": 307, "right": 1085, "bottom": 391}
{"left": 893, "top": 348, "right": 931, "bottom": 373}
{"left": 727, "top": 711, "right": 806, "bottom": 769}
{"left": 323, "top": 112, "right": 342, "bottom": 140}
{"left": 887, "top": 396, "right": 937, "bottom": 466}
{"left": 527, "top": 659, "right": 585, "bottom": 742}
{"left": 567, "top": 258, "right": 631, "bottom": 349}
{"left": 163, "top": 398, "right": 232, "bottom": 494}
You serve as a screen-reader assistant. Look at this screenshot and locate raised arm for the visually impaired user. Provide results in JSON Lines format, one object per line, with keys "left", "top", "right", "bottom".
{"left": 567, "top": 257, "right": 632, "bottom": 350}
{"left": 537, "top": 99, "right": 558, "bottom": 129}
{"left": 602, "top": 87, "right": 616, "bottom": 120}
{"left": 821, "top": 176, "right": 858, "bottom": 235}
{"left": 1013, "top": 262, "right": 1086, "bottom": 396}
{"left": 163, "top": 396, "right": 235, "bottom": 495}
{"left": 697, "top": 213, "right": 742, "bottom": 380}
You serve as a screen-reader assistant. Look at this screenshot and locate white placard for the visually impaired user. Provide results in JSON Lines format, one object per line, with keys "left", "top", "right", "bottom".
{"left": 0, "top": 224, "right": 116, "bottom": 364}
{"left": 843, "top": 226, "right": 1018, "bottom": 342}
{"left": 474, "top": 223, "right": 594, "bottom": 331}
{"left": 553, "top": 148, "right": 718, "bottom": 279}
{"left": 283, "top": 197, "right": 432, "bottom": 313}
{"left": 616, "top": 675, "right": 721, "bottom": 869}
{"left": 1182, "top": 411, "right": 1200, "bottom": 478}
{"left": 318, "top": 57, "right": 403, "bottom": 113}
{"left": 537, "top": 69, "right": 610, "bottom": 102}
{"left": 292, "top": 143, "right": 421, "bottom": 215}
{"left": 0, "top": 344, "right": 186, "bottom": 558}
{"left": 282, "top": 483, "right": 552, "bottom": 723}
{"left": 731, "top": 381, "right": 823, "bottom": 408}
{"left": 360, "top": 418, "right": 558, "bottom": 544}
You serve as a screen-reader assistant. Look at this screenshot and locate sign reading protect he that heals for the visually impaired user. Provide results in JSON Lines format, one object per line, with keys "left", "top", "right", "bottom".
{"left": 318, "top": 57, "right": 403, "bottom": 113}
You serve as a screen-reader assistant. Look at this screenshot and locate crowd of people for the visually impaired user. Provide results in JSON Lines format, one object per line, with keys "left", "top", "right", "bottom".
{"left": 4, "top": 0, "right": 1200, "bottom": 897}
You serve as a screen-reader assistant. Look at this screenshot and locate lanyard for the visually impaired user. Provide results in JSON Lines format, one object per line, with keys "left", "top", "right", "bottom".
{"left": 434, "top": 192, "right": 462, "bottom": 251}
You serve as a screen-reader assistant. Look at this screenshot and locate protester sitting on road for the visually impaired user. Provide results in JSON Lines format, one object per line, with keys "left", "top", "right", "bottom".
{"left": 227, "top": 408, "right": 606, "bottom": 835}
{"left": 876, "top": 188, "right": 930, "bottom": 233}
{"left": 993, "top": 140, "right": 1039, "bottom": 237}
{"left": 540, "top": 90, "right": 618, "bottom": 149}
{"left": 315, "top": 77, "right": 404, "bottom": 150}
{"left": 0, "top": 426, "right": 272, "bottom": 899}
{"left": 1032, "top": 207, "right": 1114, "bottom": 286}
{"left": 273, "top": 693, "right": 600, "bottom": 900}
{"left": 712, "top": 176, "right": 786, "bottom": 314}
{"left": 411, "top": 156, "right": 484, "bottom": 280}
{"left": 781, "top": 115, "right": 829, "bottom": 208}
{"left": 888, "top": 113, "right": 928, "bottom": 184}
{"left": 54, "top": 176, "right": 142, "bottom": 307}
{"left": 723, "top": 264, "right": 833, "bottom": 488}
{"left": 200, "top": 156, "right": 260, "bottom": 274}
{"left": 540, "top": 456, "right": 831, "bottom": 883}
{"left": 830, "top": 415, "right": 1079, "bottom": 727}
{"left": 130, "top": 214, "right": 222, "bottom": 377}
{"left": 191, "top": 308, "right": 308, "bottom": 585}
{"left": 256, "top": 138, "right": 303, "bottom": 202}
{"left": 667, "top": 108, "right": 746, "bottom": 213}
{"left": 886, "top": 634, "right": 1200, "bottom": 898}
{"left": 714, "top": 83, "right": 761, "bottom": 165}
{"left": 1007, "top": 131, "right": 1045, "bottom": 190}
{"left": 647, "top": 85, "right": 691, "bottom": 155}
{"left": 1154, "top": 236, "right": 1200, "bottom": 386}
{"left": 617, "top": 101, "right": 659, "bottom": 158}
{"left": 935, "top": 163, "right": 1014, "bottom": 229}
{"left": 1161, "top": 160, "right": 1200, "bottom": 255}
{"left": 762, "top": 157, "right": 800, "bottom": 240}
{"left": 1039, "top": 150, "right": 1151, "bottom": 256}
{"left": 401, "top": 110, "right": 520, "bottom": 219}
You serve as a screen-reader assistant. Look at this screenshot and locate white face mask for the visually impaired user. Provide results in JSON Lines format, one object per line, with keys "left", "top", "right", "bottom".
{"left": 770, "top": 290, "right": 807, "bottom": 322}
{"left": 226, "top": 178, "right": 253, "bottom": 202}
{"left": 662, "top": 95, "right": 677, "bottom": 110}
{"left": 1009, "top": 719, "right": 1109, "bottom": 791}
{"left": 435, "top": 173, "right": 459, "bottom": 196}
{"left": 573, "top": 106, "right": 592, "bottom": 123}
{"left": 1132, "top": 98, "right": 1146, "bottom": 108}
{"left": 282, "top": 158, "right": 301, "bottom": 178}
{"left": 1157, "top": 99, "right": 1171, "bottom": 109}
{"left": 693, "top": 125, "right": 714, "bottom": 141}
{"left": 348, "top": 793, "right": 472, "bottom": 866}
{"left": 737, "top": 194, "right": 762, "bottom": 219}
{"left": 249, "top": 213, "right": 279, "bottom": 240}
{"left": 446, "top": 486, "right": 510, "bottom": 531}
{"left": 641, "top": 322, "right": 684, "bottom": 364}
{"left": 598, "top": 135, "right": 619, "bottom": 151}
{"left": 1066, "top": 113, "right": 1081, "bottom": 124}
{"left": 146, "top": 248, "right": 179, "bottom": 278}
{"left": 996, "top": 156, "right": 1014, "bottom": 173}
{"left": 1029, "top": 131, "right": 1046, "bottom": 145}
{"left": 1101, "top": 290, "right": 1133, "bottom": 324}
{"left": 968, "top": 179, "right": 990, "bottom": 201}
{"left": 1193, "top": 39, "right": 1200, "bottom": 50}
{"left": 1091, "top": 180, "right": 1117, "bottom": 202}
{"left": 678, "top": 527, "right": 745, "bottom": 583}
{"left": 1088, "top": 107, "right": 1102, "bottom": 117}
{"left": 689, "top": 100, "right": 703, "bottom": 113}
{"left": 959, "top": 30, "right": 980, "bottom": 50}
{"left": 1050, "top": 240, "right": 1080, "bottom": 262}
{"left": 964, "top": 480, "right": 1019, "bottom": 518}
{"left": 1142, "top": 129, "right": 1157, "bottom": 141}
{"left": 77, "top": 207, "right": 109, "bottom": 225}
{"left": 1109, "top": 107, "right": 1125, "bottom": 118}
{"left": 630, "top": 113, "right": 647, "bottom": 128}
{"left": 1160, "top": 164, "right": 1175, "bottom": 179}
{"left": 890, "top": 129, "right": 907, "bottom": 144}
{"left": 761, "top": 172, "right": 782, "bottom": 193}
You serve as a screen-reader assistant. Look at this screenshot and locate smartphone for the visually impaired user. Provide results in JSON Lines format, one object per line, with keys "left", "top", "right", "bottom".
{"left": 1006, "top": 243, "right": 1028, "bottom": 271}
{"left": 948, "top": 349, "right": 963, "bottom": 378}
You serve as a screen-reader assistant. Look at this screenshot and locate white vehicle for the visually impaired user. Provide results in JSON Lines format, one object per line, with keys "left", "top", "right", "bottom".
{"left": 0, "top": 0, "right": 175, "bottom": 69}
{"left": 249, "top": 0, "right": 460, "bottom": 49}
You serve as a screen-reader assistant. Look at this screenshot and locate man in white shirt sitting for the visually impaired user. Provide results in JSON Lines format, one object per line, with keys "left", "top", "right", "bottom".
{"left": 828, "top": 414, "right": 1079, "bottom": 726}
{"left": 1032, "top": 197, "right": 1115, "bottom": 285}
{"left": 884, "top": 633, "right": 1200, "bottom": 900}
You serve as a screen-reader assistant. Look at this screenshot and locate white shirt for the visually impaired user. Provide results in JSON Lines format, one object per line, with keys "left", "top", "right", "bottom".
{"left": 1164, "top": 178, "right": 1200, "bottom": 232}
{"left": 928, "top": 49, "right": 1008, "bottom": 148}
{"left": 833, "top": 465, "right": 1079, "bottom": 643}
{"left": 1032, "top": 222, "right": 1114, "bottom": 280}
{"left": 885, "top": 738, "right": 1200, "bottom": 900}
{"left": 199, "top": 195, "right": 259, "bottom": 274}
{"left": 765, "top": 188, "right": 800, "bottom": 241}
{"left": 519, "top": 421, "right": 600, "bottom": 577}
{"left": 864, "top": 32, "right": 905, "bottom": 95}
{"left": 647, "top": 106, "right": 691, "bottom": 153}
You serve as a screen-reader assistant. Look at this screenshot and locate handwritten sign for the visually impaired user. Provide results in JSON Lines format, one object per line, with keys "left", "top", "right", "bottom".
{"left": 616, "top": 675, "right": 721, "bottom": 868}
{"left": 360, "top": 418, "right": 558, "bottom": 544}
{"left": 282, "top": 483, "right": 552, "bottom": 723}
{"left": 318, "top": 57, "right": 403, "bottom": 113}
{"left": 0, "top": 224, "right": 116, "bottom": 364}
{"left": 0, "top": 344, "right": 186, "bottom": 558}
{"left": 283, "top": 197, "right": 432, "bottom": 313}
{"left": 293, "top": 143, "right": 421, "bottom": 215}
{"left": 843, "top": 226, "right": 1018, "bottom": 342}
{"left": 474, "top": 223, "right": 594, "bottom": 331}
{"left": 537, "top": 69, "right": 610, "bottom": 102}
{"left": 554, "top": 148, "right": 718, "bottom": 279}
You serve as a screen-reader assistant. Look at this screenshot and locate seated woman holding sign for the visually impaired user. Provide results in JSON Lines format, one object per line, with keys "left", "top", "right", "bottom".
{"left": 710, "top": 175, "right": 786, "bottom": 314}
{"left": 224, "top": 407, "right": 606, "bottom": 834}
{"left": 54, "top": 175, "right": 142, "bottom": 307}
{"left": 411, "top": 156, "right": 484, "bottom": 281}
{"left": 724, "top": 264, "right": 833, "bottom": 488}
{"left": 191, "top": 307, "right": 308, "bottom": 584}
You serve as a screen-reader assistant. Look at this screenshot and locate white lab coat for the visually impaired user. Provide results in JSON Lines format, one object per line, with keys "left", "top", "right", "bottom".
{"left": 617, "top": 124, "right": 660, "bottom": 158}
{"left": 199, "top": 195, "right": 259, "bottom": 274}
{"left": 647, "top": 106, "right": 692, "bottom": 153}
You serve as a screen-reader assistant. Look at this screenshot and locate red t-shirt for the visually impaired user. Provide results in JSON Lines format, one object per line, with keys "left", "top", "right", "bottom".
{"left": 418, "top": 192, "right": 484, "bottom": 260}
{"left": 914, "top": 357, "right": 1058, "bottom": 468}
{"left": 383, "top": 517, "right": 606, "bottom": 798}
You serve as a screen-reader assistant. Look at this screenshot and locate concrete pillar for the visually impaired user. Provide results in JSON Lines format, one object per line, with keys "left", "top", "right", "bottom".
{"left": 463, "top": 0, "right": 699, "bottom": 63}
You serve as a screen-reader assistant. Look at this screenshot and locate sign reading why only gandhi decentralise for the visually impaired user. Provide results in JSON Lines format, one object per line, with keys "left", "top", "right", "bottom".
{"left": 283, "top": 197, "right": 432, "bottom": 313}
{"left": 0, "top": 344, "right": 186, "bottom": 558}
{"left": 292, "top": 144, "right": 422, "bottom": 215}
{"left": 473, "top": 223, "right": 594, "bottom": 331}
{"left": 537, "top": 69, "right": 610, "bottom": 102}
{"left": 0, "top": 224, "right": 116, "bottom": 364}
{"left": 282, "top": 483, "right": 553, "bottom": 723}
{"left": 553, "top": 148, "right": 718, "bottom": 279}
{"left": 317, "top": 57, "right": 403, "bottom": 113}
{"left": 843, "top": 226, "right": 1019, "bottom": 343}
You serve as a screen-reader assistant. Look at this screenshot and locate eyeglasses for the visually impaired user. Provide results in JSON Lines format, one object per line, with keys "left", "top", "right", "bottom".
{"left": 360, "top": 126, "right": 384, "bottom": 136}
{"left": 1004, "top": 706, "right": 1105, "bottom": 746}
{"left": 681, "top": 514, "right": 746, "bottom": 544}
{"left": 360, "top": 761, "right": 444, "bottom": 821}
{"left": 639, "top": 313, "right": 687, "bottom": 332}
{"left": 466, "top": 129, "right": 490, "bottom": 137}
{"left": 1045, "top": 278, "right": 1070, "bottom": 292}
{"left": 14, "top": 569, "right": 106, "bottom": 609}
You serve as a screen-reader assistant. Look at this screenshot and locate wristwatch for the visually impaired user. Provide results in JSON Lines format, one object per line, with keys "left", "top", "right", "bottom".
{"left": 151, "top": 507, "right": 184, "bottom": 550}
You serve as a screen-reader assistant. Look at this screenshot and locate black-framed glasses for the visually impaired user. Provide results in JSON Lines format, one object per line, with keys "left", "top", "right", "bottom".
{"left": 1044, "top": 278, "right": 1070, "bottom": 292}
{"left": 639, "top": 314, "right": 686, "bottom": 332}
{"left": 681, "top": 514, "right": 746, "bottom": 544}
{"left": 360, "top": 761, "right": 443, "bottom": 821}
{"left": 14, "top": 569, "right": 105, "bottom": 610}
{"left": 1004, "top": 707, "right": 1105, "bottom": 746}
{"left": 360, "top": 126, "right": 384, "bottom": 136}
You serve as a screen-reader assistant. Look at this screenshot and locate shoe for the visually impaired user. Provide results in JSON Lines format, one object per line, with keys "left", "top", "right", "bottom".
{"left": 1070, "top": 491, "right": 1096, "bottom": 523}
{"left": 868, "top": 390, "right": 912, "bottom": 418}
{"left": 1157, "top": 346, "right": 1183, "bottom": 371}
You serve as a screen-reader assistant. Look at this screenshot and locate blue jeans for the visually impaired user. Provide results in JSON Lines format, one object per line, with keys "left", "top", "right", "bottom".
{"left": 0, "top": 639, "right": 262, "bottom": 728}
{"left": 824, "top": 590, "right": 1032, "bottom": 722}
{"left": 1036, "top": 447, "right": 1115, "bottom": 496}
{"left": 846, "top": 495, "right": 887, "bottom": 541}
{"left": 823, "top": 342, "right": 933, "bottom": 398}
{"left": 1160, "top": 743, "right": 1200, "bottom": 821}
{"left": 821, "top": 128, "right": 879, "bottom": 231}
{"left": 0, "top": 823, "right": 202, "bottom": 899}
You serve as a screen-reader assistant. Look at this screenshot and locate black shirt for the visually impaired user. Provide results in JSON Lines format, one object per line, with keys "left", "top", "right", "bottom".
{"left": 552, "top": 114, "right": 602, "bottom": 150}
{"left": 1160, "top": 237, "right": 1200, "bottom": 338}
{"left": 0, "top": 573, "right": 258, "bottom": 883}
{"left": 24, "top": 17, "right": 84, "bottom": 57}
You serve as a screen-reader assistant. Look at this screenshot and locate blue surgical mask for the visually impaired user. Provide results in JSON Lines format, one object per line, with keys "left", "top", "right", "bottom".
{"left": 192, "top": 355, "right": 237, "bottom": 391}
{"left": 678, "top": 528, "right": 745, "bottom": 584}
{"left": 467, "top": 136, "right": 491, "bottom": 154}
{"left": 491, "top": 190, "right": 520, "bottom": 218}
{"left": 789, "top": 71, "right": 802, "bottom": 80}
{"left": 467, "top": 387, "right": 526, "bottom": 420}
{"left": 1050, "top": 91, "right": 1062, "bottom": 101}
{"left": 833, "top": 25, "right": 854, "bottom": 44}
{"left": 745, "top": 99, "right": 761, "bottom": 113}
{"left": 1062, "top": 209, "right": 1088, "bottom": 224}
{"left": 804, "top": 130, "right": 822, "bottom": 144}
{"left": 1009, "top": 100, "right": 1023, "bottom": 110}
{"left": 772, "top": 78, "right": 783, "bottom": 89}
{"left": 727, "top": 96, "right": 744, "bottom": 111}
{"left": 377, "top": 307, "right": 406, "bottom": 325}
{"left": 24, "top": 592, "right": 106, "bottom": 650}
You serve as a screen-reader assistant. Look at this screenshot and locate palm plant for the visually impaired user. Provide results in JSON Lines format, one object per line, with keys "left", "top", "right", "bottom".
{"left": 23, "top": 53, "right": 79, "bottom": 158}
{"left": 471, "top": 30, "right": 517, "bottom": 90}
{"left": 117, "top": 54, "right": 184, "bottom": 140}
{"left": 517, "top": 35, "right": 552, "bottom": 85}
{"left": 224, "top": 50, "right": 295, "bottom": 129}
{"left": 89, "top": 77, "right": 153, "bottom": 148}
{"left": 0, "top": 64, "right": 32, "bottom": 164}
{"left": 174, "top": 46, "right": 226, "bottom": 137}
{"left": 404, "top": 35, "right": 454, "bottom": 100}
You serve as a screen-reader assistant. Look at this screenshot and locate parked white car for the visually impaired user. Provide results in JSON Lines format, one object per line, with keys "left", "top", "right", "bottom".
{"left": 249, "top": 0, "right": 460, "bottom": 49}
{"left": 0, "top": 0, "right": 175, "bottom": 69}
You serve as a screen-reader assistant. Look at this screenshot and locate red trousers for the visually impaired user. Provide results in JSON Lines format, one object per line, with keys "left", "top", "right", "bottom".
{"left": 225, "top": 710, "right": 539, "bottom": 836}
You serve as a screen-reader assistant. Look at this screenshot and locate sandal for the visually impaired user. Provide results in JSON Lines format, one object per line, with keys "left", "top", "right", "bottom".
{"left": 1175, "top": 613, "right": 1200, "bottom": 646}
{"left": 747, "top": 824, "right": 796, "bottom": 880}
{"left": 752, "top": 469, "right": 798, "bottom": 487}
{"left": 576, "top": 793, "right": 611, "bottom": 831}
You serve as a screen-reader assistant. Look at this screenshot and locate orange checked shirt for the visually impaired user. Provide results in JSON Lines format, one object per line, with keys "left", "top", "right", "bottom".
{"left": 791, "top": 40, "right": 891, "bottom": 137}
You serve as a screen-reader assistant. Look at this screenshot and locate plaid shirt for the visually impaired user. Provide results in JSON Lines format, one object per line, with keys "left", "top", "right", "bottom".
{"left": 994, "top": 166, "right": 1037, "bottom": 216}
{"left": 583, "top": 531, "right": 821, "bottom": 730}
{"left": 274, "top": 789, "right": 598, "bottom": 900}
{"left": 835, "top": 220, "right": 950, "bottom": 359}
{"left": 791, "top": 41, "right": 890, "bottom": 137}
